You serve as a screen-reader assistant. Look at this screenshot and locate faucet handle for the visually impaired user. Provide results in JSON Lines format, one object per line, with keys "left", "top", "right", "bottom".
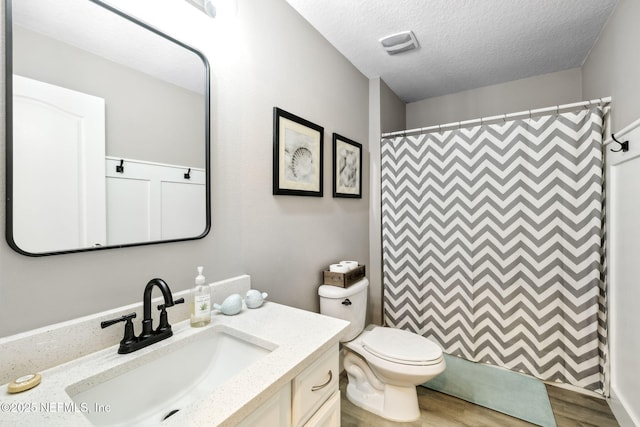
{"left": 157, "top": 297, "right": 184, "bottom": 311}
{"left": 101, "top": 313, "right": 136, "bottom": 329}
{"left": 101, "top": 313, "right": 138, "bottom": 353}
{"left": 156, "top": 298, "right": 185, "bottom": 334}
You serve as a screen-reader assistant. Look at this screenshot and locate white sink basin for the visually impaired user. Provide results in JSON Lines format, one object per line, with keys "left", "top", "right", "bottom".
{"left": 65, "top": 325, "right": 274, "bottom": 426}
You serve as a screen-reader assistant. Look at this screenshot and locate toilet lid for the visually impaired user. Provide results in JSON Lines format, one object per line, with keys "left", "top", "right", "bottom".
{"left": 362, "top": 327, "right": 443, "bottom": 365}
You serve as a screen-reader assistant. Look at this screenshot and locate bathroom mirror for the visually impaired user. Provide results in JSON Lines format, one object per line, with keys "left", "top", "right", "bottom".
{"left": 5, "top": 0, "right": 211, "bottom": 256}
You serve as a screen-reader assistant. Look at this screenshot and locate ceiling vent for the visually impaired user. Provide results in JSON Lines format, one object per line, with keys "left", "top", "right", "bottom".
{"left": 379, "top": 31, "right": 419, "bottom": 55}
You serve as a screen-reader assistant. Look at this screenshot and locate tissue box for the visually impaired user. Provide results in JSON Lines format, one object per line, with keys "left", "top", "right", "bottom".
{"left": 322, "top": 264, "right": 366, "bottom": 288}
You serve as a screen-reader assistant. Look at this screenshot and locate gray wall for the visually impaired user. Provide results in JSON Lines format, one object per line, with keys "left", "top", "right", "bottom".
{"left": 13, "top": 26, "right": 204, "bottom": 168}
{"left": 0, "top": 0, "right": 369, "bottom": 337}
{"left": 582, "top": 0, "right": 640, "bottom": 132}
{"left": 406, "top": 68, "right": 583, "bottom": 128}
{"left": 380, "top": 79, "right": 405, "bottom": 134}
{"left": 368, "top": 78, "right": 405, "bottom": 326}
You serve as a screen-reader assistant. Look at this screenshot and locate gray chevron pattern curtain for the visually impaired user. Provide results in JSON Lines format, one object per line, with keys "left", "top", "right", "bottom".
{"left": 381, "top": 107, "right": 608, "bottom": 393}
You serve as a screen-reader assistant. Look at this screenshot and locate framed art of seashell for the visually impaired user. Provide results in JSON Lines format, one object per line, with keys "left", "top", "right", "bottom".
{"left": 273, "top": 107, "right": 324, "bottom": 197}
{"left": 332, "top": 133, "right": 362, "bottom": 198}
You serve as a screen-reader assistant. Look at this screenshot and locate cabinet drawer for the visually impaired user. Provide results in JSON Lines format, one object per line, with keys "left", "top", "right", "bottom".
{"left": 303, "top": 391, "right": 340, "bottom": 427}
{"left": 292, "top": 345, "right": 339, "bottom": 427}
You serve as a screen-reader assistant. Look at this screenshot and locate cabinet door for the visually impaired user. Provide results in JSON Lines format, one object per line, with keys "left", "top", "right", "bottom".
{"left": 237, "top": 382, "right": 291, "bottom": 427}
{"left": 303, "top": 391, "right": 340, "bottom": 427}
{"left": 292, "top": 345, "right": 339, "bottom": 426}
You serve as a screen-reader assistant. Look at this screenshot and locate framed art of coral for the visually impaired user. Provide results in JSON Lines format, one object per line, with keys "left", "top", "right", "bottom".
{"left": 332, "top": 133, "right": 362, "bottom": 198}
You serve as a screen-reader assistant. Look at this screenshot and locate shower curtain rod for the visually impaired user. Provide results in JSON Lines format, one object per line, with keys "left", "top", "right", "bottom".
{"left": 382, "top": 97, "right": 611, "bottom": 138}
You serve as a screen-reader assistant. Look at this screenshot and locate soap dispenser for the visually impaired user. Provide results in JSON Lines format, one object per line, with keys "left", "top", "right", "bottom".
{"left": 190, "top": 266, "right": 211, "bottom": 327}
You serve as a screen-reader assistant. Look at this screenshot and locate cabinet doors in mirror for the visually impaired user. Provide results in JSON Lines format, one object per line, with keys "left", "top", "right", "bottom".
{"left": 5, "top": 0, "right": 211, "bottom": 256}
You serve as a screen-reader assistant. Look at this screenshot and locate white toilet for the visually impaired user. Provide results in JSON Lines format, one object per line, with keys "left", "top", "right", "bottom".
{"left": 318, "top": 278, "right": 445, "bottom": 422}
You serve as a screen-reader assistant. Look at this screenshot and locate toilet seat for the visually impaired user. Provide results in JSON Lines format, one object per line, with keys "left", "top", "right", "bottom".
{"left": 362, "top": 327, "right": 443, "bottom": 366}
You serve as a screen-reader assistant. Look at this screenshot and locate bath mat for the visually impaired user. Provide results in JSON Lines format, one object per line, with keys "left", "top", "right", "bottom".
{"left": 423, "top": 354, "right": 556, "bottom": 427}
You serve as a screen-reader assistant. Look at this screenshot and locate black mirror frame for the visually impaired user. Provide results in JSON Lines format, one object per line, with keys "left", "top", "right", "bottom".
{"left": 4, "top": 0, "right": 211, "bottom": 256}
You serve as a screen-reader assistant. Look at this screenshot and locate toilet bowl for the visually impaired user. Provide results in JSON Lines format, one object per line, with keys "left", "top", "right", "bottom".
{"left": 318, "top": 279, "right": 445, "bottom": 422}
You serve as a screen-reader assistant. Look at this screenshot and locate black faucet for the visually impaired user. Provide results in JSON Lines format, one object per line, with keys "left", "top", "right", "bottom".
{"left": 101, "top": 278, "right": 184, "bottom": 354}
{"left": 140, "top": 278, "right": 175, "bottom": 340}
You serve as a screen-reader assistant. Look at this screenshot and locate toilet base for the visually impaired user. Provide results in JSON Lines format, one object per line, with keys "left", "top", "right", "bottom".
{"left": 346, "top": 375, "right": 421, "bottom": 422}
{"left": 344, "top": 351, "right": 421, "bottom": 422}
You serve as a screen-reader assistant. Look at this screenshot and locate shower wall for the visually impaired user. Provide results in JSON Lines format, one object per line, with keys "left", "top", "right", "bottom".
{"left": 406, "top": 68, "right": 582, "bottom": 129}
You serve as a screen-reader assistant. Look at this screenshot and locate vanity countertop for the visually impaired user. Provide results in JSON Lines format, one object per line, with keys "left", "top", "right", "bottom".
{"left": 0, "top": 302, "right": 349, "bottom": 426}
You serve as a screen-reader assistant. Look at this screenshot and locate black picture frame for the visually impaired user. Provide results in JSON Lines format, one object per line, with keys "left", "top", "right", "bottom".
{"left": 273, "top": 107, "right": 324, "bottom": 197}
{"left": 332, "top": 133, "right": 362, "bottom": 198}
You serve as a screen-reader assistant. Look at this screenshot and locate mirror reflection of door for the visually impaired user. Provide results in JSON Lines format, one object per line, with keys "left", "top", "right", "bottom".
{"left": 13, "top": 75, "right": 106, "bottom": 253}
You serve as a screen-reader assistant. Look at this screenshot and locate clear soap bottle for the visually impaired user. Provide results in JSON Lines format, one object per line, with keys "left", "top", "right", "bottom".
{"left": 190, "top": 266, "right": 211, "bottom": 327}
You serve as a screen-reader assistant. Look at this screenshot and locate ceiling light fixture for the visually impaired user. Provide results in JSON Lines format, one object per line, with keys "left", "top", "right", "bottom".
{"left": 379, "top": 31, "right": 419, "bottom": 55}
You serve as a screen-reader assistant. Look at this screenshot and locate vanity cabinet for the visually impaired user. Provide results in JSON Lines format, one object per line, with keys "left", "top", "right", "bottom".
{"left": 237, "top": 383, "right": 292, "bottom": 427}
{"left": 239, "top": 345, "right": 339, "bottom": 427}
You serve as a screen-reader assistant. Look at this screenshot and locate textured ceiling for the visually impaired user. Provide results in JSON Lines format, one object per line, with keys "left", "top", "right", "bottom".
{"left": 285, "top": 0, "right": 618, "bottom": 103}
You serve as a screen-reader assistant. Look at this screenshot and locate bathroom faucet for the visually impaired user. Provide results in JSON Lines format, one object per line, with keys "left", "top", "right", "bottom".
{"left": 101, "top": 278, "right": 184, "bottom": 354}
{"left": 140, "top": 278, "right": 175, "bottom": 340}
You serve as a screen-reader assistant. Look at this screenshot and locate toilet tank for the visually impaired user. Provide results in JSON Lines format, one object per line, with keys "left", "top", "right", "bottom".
{"left": 318, "top": 278, "right": 368, "bottom": 342}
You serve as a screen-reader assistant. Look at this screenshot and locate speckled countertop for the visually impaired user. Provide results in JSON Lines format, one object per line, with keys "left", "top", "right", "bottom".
{"left": 0, "top": 301, "right": 349, "bottom": 426}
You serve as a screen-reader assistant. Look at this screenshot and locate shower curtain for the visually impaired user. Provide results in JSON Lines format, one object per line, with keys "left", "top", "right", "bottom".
{"left": 381, "top": 107, "right": 608, "bottom": 393}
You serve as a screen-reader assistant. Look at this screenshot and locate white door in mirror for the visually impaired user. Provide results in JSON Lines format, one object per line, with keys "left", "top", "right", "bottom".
{"left": 12, "top": 75, "right": 106, "bottom": 254}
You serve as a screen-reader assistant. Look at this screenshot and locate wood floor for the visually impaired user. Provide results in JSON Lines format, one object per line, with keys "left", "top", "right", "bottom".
{"left": 339, "top": 374, "right": 619, "bottom": 427}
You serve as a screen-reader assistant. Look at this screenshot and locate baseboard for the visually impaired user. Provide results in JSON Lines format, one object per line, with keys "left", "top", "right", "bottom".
{"left": 609, "top": 387, "right": 638, "bottom": 427}
{"left": 543, "top": 380, "right": 605, "bottom": 399}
